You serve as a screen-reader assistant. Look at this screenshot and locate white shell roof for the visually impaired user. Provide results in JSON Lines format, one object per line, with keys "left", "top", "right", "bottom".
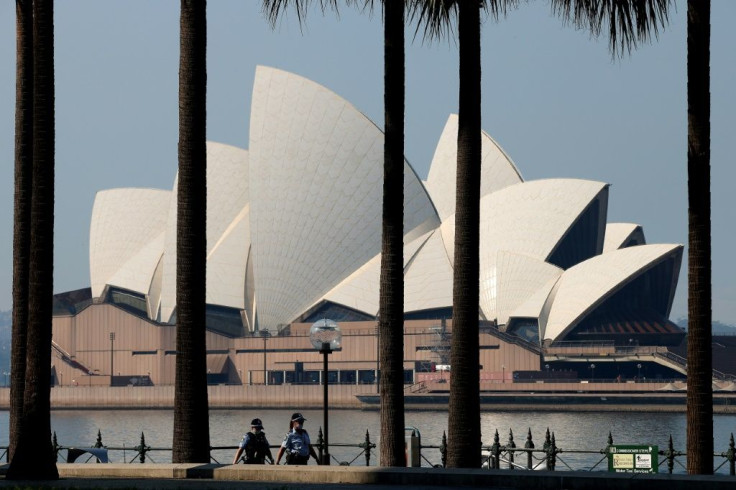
{"left": 84, "top": 67, "right": 683, "bottom": 338}
{"left": 507, "top": 276, "right": 560, "bottom": 324}
{"left": 248, "top": 66, "right": 439, "bottom": 329}
{"left": 404, "top": 230, "right": 454, "bottom": 313}
{"left": 321, "top": 229, "right": 435, "bottom": 316}
{"left": 425, "top": 114, "right": 523, "bottom": 221}
{"left": 206, "top": 209, "right": 250, "bottom": 309}
{"left": 541, "top": 243, "right": 683, "bottom": 341}
{"left": 159, "top": 142, "right": 250, "bottom": 322}
{"left": 495, "top": 251, "right": 563, "bottom": 327}
{"left": 603, "top": 222, "right": 646, "bottom": 252}
{"left": 478, "top": 179, "right": 608, "bottom": 321}
{"left": 319, "top": 226, "right": 456, "bottom": 317}
{"left": 89, "top": 188, "right": 170, "bottom": 298}
{"left": 320, "top": 253, "right": 382, "bottom": 315}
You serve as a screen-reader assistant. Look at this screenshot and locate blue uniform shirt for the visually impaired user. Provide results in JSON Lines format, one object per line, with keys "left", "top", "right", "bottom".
{"left": 281, "top": 429, "right": 311, "bottom": 457}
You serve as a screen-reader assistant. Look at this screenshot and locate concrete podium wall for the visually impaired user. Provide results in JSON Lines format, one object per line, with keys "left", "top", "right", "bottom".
{"left": 0, "top": 384, "right": 368, "bottom": 410}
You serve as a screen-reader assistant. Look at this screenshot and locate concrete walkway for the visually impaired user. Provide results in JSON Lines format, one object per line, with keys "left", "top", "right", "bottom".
{"left": 0, "top": 464, "right": 734, "bottom": 489}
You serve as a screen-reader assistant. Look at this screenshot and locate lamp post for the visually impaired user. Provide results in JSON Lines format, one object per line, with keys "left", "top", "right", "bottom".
{"left": 309, "top": 319, "right": 342, "bottom": 466}
{"left": 545, "top": 364, "right": 550, "bottom": 378}
{"left": 109, "top": 332, "right": 116, "bottom": 387}
{"left": 590, "top": 363, "right": 595, "bottom": 381}
{"left": 637, "top": 363, "right": 642, "bottom": 380}
{"left": 501, "top": 364, "right": 506, "bottom": 383}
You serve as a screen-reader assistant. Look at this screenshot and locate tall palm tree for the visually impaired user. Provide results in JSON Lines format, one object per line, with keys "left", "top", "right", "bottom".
{"left": 9, "top": 0, "right": 33, "bottom": 463}
{"left": 447, "top": 0, "right": 484, "bottom": 469}
{"left": 262, "top": 0, "right": 407, "bottom": 466}
{"left": 685, "top": 0, "right": 712, "bottom": 475}
{"left": 172, "top": 0, "right": 211, "bottom": 463}
{"left": 414, "top": 0, "right": 671, "bottom": 468}
{"left": 412, "top": 0, "right": 513, "bottom": 468}
{"left": 7, "top": 0, "right": 59, "bottom": 480}
{"left": 378, "top": 0, "right": 407, "bottom": 468}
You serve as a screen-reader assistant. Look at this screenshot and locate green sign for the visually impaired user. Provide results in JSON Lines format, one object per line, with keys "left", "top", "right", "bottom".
{"left": 608, "top": 445, "right": 659, "bottom": 473}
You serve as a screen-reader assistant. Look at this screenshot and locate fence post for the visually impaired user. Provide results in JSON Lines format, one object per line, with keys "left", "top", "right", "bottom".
{"left": 440, "top": 431, "right": 447, "bottom": 468}
{"left": 725, "top": 433, "right": 735, "bottom": 476}
{"left": 491, "top": 429, "right": 501, "bottom": 469}
{"left": 525, "top": 428, "right": 534, "bottom": 470}
{"left": 507, "top": 429, "right": 516, "bottom": 470}
{"left": 316, "top": 427, "right": 324, "bottom": 464}
{"left": 543, "top": 428, "right": 551, "bottom": 470}
{"left": 94, "top": 429, "right": 104, "bottom": 448}
{"left": 52, "top": 431, "right": 59, "bottom": 461}
{"left": 604, "top": 431, "right": 613, "bottom": 463}
{"left": 666, "top": 435, "right": 675, "bottom": 474}
{"left": 136, "top": 432, "right": 150, "bottom": 464}
{"left": 547, "top": 433, "right": 557, "bottom": 471}
{"left": 362, "top": 429, "right": 372, "bottom": 467}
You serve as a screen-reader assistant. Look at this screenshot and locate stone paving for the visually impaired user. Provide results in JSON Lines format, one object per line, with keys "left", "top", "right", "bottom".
{"left": 0, "top": 463, "right": 734, "bottom": 490}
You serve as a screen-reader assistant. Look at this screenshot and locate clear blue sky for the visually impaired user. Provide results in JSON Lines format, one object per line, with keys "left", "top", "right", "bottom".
{"left": 1, "top": 1, "right": 734, "bottom": 323}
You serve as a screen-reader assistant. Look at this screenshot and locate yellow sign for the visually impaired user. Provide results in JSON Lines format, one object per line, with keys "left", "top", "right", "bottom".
{"left": 612, "top": 454, "right": 634, "bottom": 469}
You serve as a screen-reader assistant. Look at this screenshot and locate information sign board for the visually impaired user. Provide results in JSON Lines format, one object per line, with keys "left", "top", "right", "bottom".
{"left": 607, "top": 445, "right": 659, "bottom": 473}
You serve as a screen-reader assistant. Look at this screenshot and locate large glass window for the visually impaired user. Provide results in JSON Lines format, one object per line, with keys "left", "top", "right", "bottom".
{"left": 358, "top": 370, "right": 376, "bottom": 384}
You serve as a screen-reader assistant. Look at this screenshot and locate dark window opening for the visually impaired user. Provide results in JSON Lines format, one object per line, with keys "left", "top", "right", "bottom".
{"left": 547, "top": 198, "right": 601, "bottom": 270}
{"left": 298, "top": 300, "right": 375, "bottom": 324}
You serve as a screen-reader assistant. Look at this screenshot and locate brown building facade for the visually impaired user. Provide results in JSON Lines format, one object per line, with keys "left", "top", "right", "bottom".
{"left": 51, "top": 303, "right": 542, "bottom": 389}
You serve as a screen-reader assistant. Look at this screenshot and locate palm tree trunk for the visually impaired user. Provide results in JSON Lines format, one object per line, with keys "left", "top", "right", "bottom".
{"left": 9, "top": 0, "right": 33, "bottom": 463}
{"left": 173, "top": 0, "right": 210, "bottom": 464}
{"left": 685, "top": 0, "right": 712, "bottom": 475}
{"left": 7, "top": 0, "right": 58, "bottom": 479}
{"left": 379, "top": 0, "right": 406, "bottom": 467}
{"left": 447, "top": 0, "right": 481, "bottom": 469}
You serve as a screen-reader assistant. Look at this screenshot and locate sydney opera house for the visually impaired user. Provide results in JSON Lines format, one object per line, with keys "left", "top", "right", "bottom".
{"left": 50, "top": 66, "right": 692, "bottom": 390}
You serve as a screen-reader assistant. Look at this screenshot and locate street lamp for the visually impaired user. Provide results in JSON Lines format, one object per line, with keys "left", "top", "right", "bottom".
{"left": 309, "top": 318, "right": 342, "bottom": 466}
{"left": 501, "top": 365, "right": 505, "bottom": 383}
{"left": 637, "top": 363, "right": 642, "bottom": 380}
{"left": 590, "top": 363, "right": 595, "bottom": 381}
{"left": 545, "top": 364, "right": 550, "bottom": 378}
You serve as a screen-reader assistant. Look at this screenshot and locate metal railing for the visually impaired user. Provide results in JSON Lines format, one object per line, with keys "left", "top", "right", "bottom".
{"left": 474, "top": 428, "right": 735, "bottom": 476}
{"left": 3, "top": 426, "right": 733, "bottom": 476}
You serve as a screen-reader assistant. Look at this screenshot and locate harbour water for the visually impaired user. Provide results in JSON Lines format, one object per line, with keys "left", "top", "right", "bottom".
{"left": 0, "top": 410, "right": 734, "bottom": 473}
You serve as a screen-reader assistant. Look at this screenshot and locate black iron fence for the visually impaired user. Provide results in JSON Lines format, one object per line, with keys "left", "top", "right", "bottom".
{"left": 2, "top": 426, "right": 734, "bottom": 476}
{"left": 477, "top": 428, "right": 736, "bottom": 476}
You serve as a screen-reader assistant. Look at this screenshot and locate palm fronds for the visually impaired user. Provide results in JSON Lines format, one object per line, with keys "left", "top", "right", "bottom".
{"left": 551, "top": 0, "right": 673, "bottom": 56}
{"left": 262, "top": 0, "right": 343, "bottom": 27}
{"left": 408, "top": 0, "right": 520, "bottom": 41}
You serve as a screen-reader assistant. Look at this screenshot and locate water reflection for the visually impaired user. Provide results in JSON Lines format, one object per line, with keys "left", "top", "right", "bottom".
{"left": 0, "top": 410, "right": 732, "bottom": 472}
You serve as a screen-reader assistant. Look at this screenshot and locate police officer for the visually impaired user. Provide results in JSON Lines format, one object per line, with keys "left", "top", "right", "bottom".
{"left": 233, "top": 418, "right": 274, "bottom": 464}
{"left": 275, "top": 413, "right": 320, "bottom": 465}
